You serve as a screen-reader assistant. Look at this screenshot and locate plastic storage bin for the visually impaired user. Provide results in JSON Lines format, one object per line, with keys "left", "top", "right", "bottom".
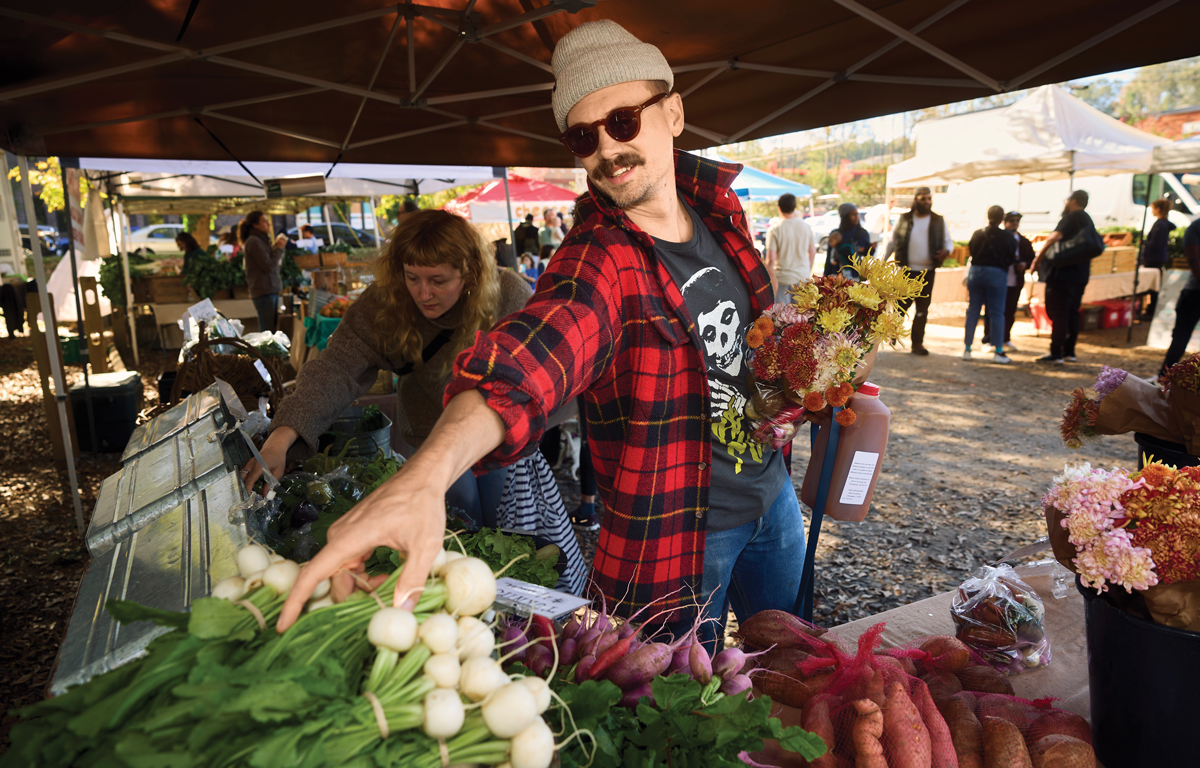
{"left": 1099, "top": 299, "right": 1132, "bottom": 329}
{"left": 70, "top": 371, "right": 143, "bottom": 453}
{"left": 1079, "top": 303, "right": 1104, "bottom": 331}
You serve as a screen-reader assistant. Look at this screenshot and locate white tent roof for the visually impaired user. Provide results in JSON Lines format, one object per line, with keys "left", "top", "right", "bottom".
{"left": 887, "top": 85, "right": 1169, "bottom": 187}
{"left": 1149, "top": 135, "right": 1200, "bottom": 174}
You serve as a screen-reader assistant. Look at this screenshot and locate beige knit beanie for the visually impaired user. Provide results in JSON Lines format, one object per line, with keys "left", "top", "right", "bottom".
{"left": 551, "top": 20, "right": 674, "bottom": 132}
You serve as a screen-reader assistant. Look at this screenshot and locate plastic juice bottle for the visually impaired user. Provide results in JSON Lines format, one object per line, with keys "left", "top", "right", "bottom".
{"left": 800, "top": 382, "right": 890, "bottom": 522}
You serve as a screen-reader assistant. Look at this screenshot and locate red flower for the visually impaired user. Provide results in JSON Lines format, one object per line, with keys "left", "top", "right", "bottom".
{"left": 825, "top": 382, "right": 853, "bottom": 408}
{"left": 746, "top": 328, "right": 765, "bottom": 349}
{"left": 836, "top": 408, "right": 857, "bottom": 427}
{"left": 803, "top": 391, "right": 826, "bottom": 411}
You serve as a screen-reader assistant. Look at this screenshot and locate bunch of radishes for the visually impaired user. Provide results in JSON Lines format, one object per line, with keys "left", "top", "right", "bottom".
{"left": 501, "top": 599, "right": 763, "bottom": 708}
{"left": 209, "top": 543, "right": 572, "bottom": 768}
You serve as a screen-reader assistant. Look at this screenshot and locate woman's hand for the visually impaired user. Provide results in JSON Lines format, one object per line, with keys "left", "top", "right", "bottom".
{"left": 274, "top": 233, "right": 289, "bottom": 249}
{"left": 242, "top": 426, "right": 298, "bottom": 491}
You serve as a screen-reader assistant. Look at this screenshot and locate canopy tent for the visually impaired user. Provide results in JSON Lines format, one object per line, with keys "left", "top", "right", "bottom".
{"left": 2, "top": 2, "right": 1198, "bottom": 168}
{"left": 718, "top": 156, "right": 812, "bottom": 201}
{"left": 443, "top": 174, "right": 577, "bottom": 223}
{"left": 886, "top": 84, "right": 1170, "bottom": 187}
{"left": 1149, "top": 135, "right": 1200, "bottom": 174}
{"left": 79, "top": 158, "right": 499, "bottom": 215}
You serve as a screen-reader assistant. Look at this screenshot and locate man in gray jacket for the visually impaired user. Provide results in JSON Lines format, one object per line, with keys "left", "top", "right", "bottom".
{"left": 885, "top": 187, "right": 952, "bottom": 355}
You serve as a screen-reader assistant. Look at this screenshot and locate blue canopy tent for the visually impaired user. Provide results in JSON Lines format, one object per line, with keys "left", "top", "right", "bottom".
{"left": 723, "top": 158, "right": 812, "bottom": 201}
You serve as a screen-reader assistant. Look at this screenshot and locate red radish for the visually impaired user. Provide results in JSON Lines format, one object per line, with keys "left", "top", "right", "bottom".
{"left": 604, "top": 642, "right": 674, "bottom": 690}
{"left": 559, "top": 637, "right": 578, "bottom": 666}
{"left": 620, "top": 683, "right": 654, "bottom": 708}
{"left": 526, "top": 644, "right": 553, "bottom": 678}
{"left": 689, "top": 638, "right": 713, "bottom": 684}
{"left": 561, "top": 613, "right": 582, "bottom": 641}
{"left": 529, "top": 614, "right": 557, "bottom": 656}
{"left": 576, "top": 627, "right": 602, "bottom": 659}
{"left": 617, "top": 621, "right": 639, "bottom": 640}
{"left": 575, "top": 654, "right": 595, "bottom": 683}
{"left": 500, "top": 625, "right": 528, "bottom": 665}
{"left": 593, "top": 630, "right": 621, "bottom": 659}
{"left": 627, "top": 638, "right": 643, "bottom": 654}
{"left": 720, "top": 673, "right": 753, "bottom": 696}
{"left": 588, "top": 635, "right": 632, "bottom": 680}
{"left": 711, "top": 647, "right": 748, "bottom": 680}
{"left": 668, "top": 646, "right": 692, "bottom": 676}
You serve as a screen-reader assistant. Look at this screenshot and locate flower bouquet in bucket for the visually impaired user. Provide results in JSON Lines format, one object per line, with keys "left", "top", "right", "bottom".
{"left": 1042, "top": 460, "right": 1200, "bottom": 631}
{"left": 744, "top": 255, "right": 923, "bottom": 448}
{"left": 1060, "top": 353, "right": 1200, "bottom": 455}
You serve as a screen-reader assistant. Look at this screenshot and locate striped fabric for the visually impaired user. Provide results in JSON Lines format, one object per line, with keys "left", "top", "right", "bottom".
{"left": 496, "top": 452, "right": 588, "bottom": 596}
{"left": 446, "top": 150, "right": 771, "bottom": 624}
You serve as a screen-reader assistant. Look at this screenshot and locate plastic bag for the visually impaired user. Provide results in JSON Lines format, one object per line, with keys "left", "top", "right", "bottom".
{"left": 745, "top": 376, "right": 805, "bottom": 449}
{"left": 254, "top": 468, "right": 366, "bottom": 560}
{"left": 241, "top": 397, "right": 272, "bottom": 438}
{"left": 951, "top": 564, "right": 1051, "bottom": 675}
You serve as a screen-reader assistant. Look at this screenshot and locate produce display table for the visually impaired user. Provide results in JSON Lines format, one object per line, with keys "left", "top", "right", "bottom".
{"left": 750, "top": 565, "right": 1092, "bottom": 768}
{"left": 153, "top": 298, "right": 259, "bottom": 348}
{"left": 930, "top": 267, "right": 1161, "bottom": 306}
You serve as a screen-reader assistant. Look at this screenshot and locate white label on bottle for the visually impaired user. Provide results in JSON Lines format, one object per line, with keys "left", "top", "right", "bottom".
{"left": 839, "top": 451, "right": 879, "bottom": 506}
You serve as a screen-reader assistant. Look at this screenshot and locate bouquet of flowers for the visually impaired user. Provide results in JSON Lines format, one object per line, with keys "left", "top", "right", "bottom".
{"left": 1060, "top": 353, "right": 1200, "bottom": 453}
{"left": 744, "top": 255, "right": 924, "bottom": 447}
{"left": 1042, "top": 460, "right": 1200, "bottom": 631}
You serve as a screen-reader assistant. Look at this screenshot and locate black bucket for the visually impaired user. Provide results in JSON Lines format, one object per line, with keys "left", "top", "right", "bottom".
{"left": 1133, "top": 432, "right": 1199, "bottom": 469}
{"left": 1080, "top": 579, "right": 1199, "bottom": 767}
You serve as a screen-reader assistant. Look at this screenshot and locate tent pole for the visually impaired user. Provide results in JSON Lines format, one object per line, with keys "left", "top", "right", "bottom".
{"left": 370, "top": 196, "right": 382, "bottom": 243}
{"left": 1016, "top": 181, "right": 1022, "bottom": 211}
{"left": 1129, "top": 174, "right": 1152, "bottom": 342}
{"left": 116, "top": 198, "right": 140, "bottom": 367}
{"left": 61, "top": 159, "right": 98, "bottom": 461}
{"left": 501, "top": 169, "right": 515, "bottom": 250}
{"left": 18, "top": 154, "right": 85, "bottom": 534}
{"left": 323, "top": 203, "right": 335, "bottom": 245}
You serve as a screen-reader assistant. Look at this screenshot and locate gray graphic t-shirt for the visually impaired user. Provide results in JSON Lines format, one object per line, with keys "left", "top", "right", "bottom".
{"left": 653, "top": 200, "right": 787, "bottom": 531}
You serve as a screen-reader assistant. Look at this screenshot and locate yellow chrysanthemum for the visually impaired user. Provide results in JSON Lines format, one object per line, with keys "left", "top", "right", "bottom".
{"left": 792, "top": 282, "right": 820, "bottom": 311}
{"left": 817, "top": 306, "right": 852, "bottom": 334}
{"left": 834, "top": 344, "right": 860, "bottom": 370}
{"left": 846, "top": 283, "right": 882, "bottom": 311}
{"left": 850, "top": 254, "right": 925, "bottom": 302}
{"left": 870, "top": 308, "right": 909, "bottom": 344}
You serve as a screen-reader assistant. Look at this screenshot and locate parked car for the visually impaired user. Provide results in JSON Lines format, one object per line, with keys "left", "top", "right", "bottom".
{"left": 286, "top": 223, "right": 376, "bottom": 248}
{"left": 17, "top": 224, "right": 55, "bottom": 254}
{"left": 128, "top": 223, "right": 186, "bottom": 253}
{"left": 806, "top": 209, "right": 850, "bottom": 249}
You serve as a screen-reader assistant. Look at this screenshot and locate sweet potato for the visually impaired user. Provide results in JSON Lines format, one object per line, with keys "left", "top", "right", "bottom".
{"left": 941, "top": 696, "right": 983, "bottom": 768}
{"left": 1028, "top": 735, "right": 1095, "bottom": 768}
{"left": 976, "top": 695, "right": 1027, "bottom": 730}
{"left": 804, "top": 694, "right": 839, "bottom": 768}
{"left": 851, "top": 698, "right": 887, "bottom": 768}
{"left": 919, "top": 636, "right": 972, "bottom": 673}
{"left": 756, "top": 669, "right": 832, "bottom": 709}
{"left": 735, "top": 609, "right": 827, "bottom": 649}
{"left": 875, "top": 656, "right": 913, "bottom": 691}
{"left": 760, "top": 646, "right": 812, "bottom": 672}
{"left": 922, "top": 669, "right": 964, "bottom": 703}
{"left": 957, "top": 665, "right": 1015, "bottom": 695}
{"left": 911, "top": 680, "right": 960, "bottom": 768}
{"left": 883, "top": 681, "right": 932, "bottom": 768}
{"left": 981, "top": 716, "right": 1032, "bottom": 768}
{"left": 1025, "top": 710, "right": 1092, "bottom": 747}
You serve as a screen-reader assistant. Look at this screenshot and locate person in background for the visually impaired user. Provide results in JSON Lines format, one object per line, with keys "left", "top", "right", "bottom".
{"left": 1142, "top": 198, "right": 1174, "bottom": 319}
{"left": 539, "top": 208, "right": 564, "bottom": 253}
{"left": 492, "top": 239, "right": 517, "bottom": 270}
{"left": 558, "top": 211, "right": 570, "bottom": 238}
{"left": 963, "top": 205, "right": 1016, "bottom": 364}
{"left": 1031, "top": 190, "right": 1095, "bottom": 364}
{"left": 298, "top": 224, "right": 320, "bottom": 254}
{"left": 217, "top": 226, "right": 243, "bottom": 259}
{"left": 824, "top": 203, "right": 870, "bottom": 278}
{"left": 886, "top": 187, "right": 952, "bottom": 356}
{"left": 983, "top": 211, "right": 1034, "bottom": 351}
{"left": 1160, "top": 216, "right": 1200, "bottom": 375}
{"left": 765, "top": 192, "right": 817, "bottom": 303}
{"left": 517, "top": 253, "right": 540, "bottom": 286}
{"left": 175, "top": 232, "right": 206, "bottom": 277}
{"left": 240, "top": 210, "right": 288, "bottom": 333}
{"left": 514, "top": 213, "right": 540, "bottom": 256}
{"left": 537, "top": 244, "right": 554, "bottom": 276}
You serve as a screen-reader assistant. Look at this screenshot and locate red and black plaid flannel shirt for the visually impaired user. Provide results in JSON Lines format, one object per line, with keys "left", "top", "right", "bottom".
{"left": 445, "top": 150, "right": 772, "bottom": 621}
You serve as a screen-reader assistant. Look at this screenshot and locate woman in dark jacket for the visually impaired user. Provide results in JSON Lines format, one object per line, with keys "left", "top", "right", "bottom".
{"left": 1143, "top": 198, "right": 1174, "bottom": 318}
{"left": 175, "top": 232, "right": 207, "bottom": 277}
{"left": 240, "top": 211, "right": 288, "bottom": 333}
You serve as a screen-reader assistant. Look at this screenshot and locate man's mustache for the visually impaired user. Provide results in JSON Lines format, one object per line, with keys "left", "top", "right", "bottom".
{"left": 593, "top": 153, "right": 645, "bottom": 178}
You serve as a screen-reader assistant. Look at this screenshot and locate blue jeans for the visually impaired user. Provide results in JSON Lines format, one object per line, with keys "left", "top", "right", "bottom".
{"left": 446, "top": 465, "right": 508, "bottom": 529}
{"left": 252, "top": 293, "right": 279, "bottom": 334}
{"left": 966, "top": 265, "right": 1007, "bottom": 351}
{"left": 663, "top": 482, "right": 807, "bottom": 654}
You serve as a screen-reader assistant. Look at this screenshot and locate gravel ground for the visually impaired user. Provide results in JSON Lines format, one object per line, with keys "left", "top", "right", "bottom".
{"left": 0, "top": 310, "right": 1169, "bottom": 750}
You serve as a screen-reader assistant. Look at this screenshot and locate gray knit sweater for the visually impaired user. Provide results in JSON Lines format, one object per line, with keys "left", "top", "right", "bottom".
{"left": 274, "top": 269, "right": 532, "bottom": 459}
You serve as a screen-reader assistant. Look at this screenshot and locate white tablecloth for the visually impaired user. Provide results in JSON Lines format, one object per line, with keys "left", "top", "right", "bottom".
{"left": 930, "top": 267, "right": 1162, "bottom": 305}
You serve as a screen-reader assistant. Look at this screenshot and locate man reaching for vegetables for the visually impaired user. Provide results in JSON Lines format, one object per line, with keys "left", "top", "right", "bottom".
{"left": 268, "top": 20, "right": 807, "bottom": 650}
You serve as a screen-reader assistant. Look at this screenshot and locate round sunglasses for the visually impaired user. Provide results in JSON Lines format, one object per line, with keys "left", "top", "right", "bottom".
{"left": 558, "top": 92, "right": 670, "bottom": 158}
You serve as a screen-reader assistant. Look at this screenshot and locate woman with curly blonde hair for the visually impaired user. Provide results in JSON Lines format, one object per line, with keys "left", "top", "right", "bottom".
{"left": 246, "top": 209, "right": 533, "bottom": 526}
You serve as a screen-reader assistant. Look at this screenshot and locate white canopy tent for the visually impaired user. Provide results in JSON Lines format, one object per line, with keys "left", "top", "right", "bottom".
{"left": 887, "top": 84, "right": 1169, "bottom": 187}
{"left": 1149, "top": 135, "right": 1200, "bottom": 174}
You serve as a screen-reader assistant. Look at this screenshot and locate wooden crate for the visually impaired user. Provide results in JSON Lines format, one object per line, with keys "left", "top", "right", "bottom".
{"left": 292, "top": 253, "right": 321, "bottom": 269}
{"left": 144, "top": 275, "right": 189, "bottom": 303}
{"left": 1107, "top": 246, "right": 1138, "bottom": 273}
{"left": 320, "top": 251, "right": 348, "bottom": 267}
